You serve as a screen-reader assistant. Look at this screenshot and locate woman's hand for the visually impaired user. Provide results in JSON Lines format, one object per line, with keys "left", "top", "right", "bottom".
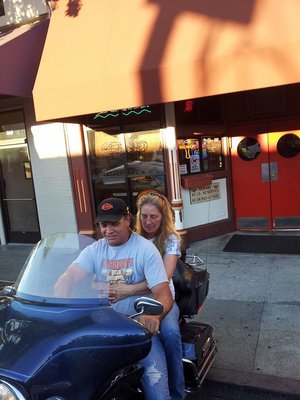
{"left": 108, "top": 282, "right": 132, "bottom": 303}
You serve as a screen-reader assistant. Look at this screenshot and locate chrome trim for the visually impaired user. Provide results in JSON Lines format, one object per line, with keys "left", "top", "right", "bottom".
{"left": 3, "top": 198, "right": 34, "bottom": 201}
{"left": 183, "top": 341, "right": 218, "bottom": 392}
{"left": 0, "top": 379, "right": 27, "bottom": 400}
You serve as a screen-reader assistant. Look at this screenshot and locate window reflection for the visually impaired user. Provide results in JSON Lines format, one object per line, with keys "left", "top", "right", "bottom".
{"left": 237, "top": 138, "right": 260, "bottom": 161}
{"left": 277, "top": 133, "right": 300, "bottom": 158}
{"left": 86, "top": 129, "right": 166, "bottom": 211}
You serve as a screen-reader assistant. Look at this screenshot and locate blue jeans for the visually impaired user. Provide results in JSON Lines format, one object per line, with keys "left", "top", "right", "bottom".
{"left": 160, "top": 302, "right": 185, "bottom": 400}
{"left": 140, "top": 303, "right": 185, "bottom": 400}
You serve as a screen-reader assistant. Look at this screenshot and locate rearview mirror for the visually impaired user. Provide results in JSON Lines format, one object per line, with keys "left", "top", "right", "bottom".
{"left": 2, "top": 286, "right": 16, "bottom": 296}
{"left": 132, "top": 297, "right": 164, "bottom": 318}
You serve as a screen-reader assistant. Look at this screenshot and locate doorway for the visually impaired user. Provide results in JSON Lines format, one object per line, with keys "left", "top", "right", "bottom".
{"left": 0, "top": 110, "right": 40, "bottom": 243}
{"left": 231, "top": 129, "right": 300, "bottom": 230}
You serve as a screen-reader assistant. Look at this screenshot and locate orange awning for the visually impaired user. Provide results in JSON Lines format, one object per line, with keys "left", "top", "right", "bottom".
{"left": 0, "top": 19, "right": 49, "bottom": 98}
{"left": 33, "top": 0, "right": 300, "bottom": 121}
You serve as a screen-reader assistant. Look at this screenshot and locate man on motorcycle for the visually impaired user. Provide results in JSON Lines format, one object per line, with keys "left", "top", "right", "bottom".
{"left": 54, "top": 197, "right": 175, "bottom": 400}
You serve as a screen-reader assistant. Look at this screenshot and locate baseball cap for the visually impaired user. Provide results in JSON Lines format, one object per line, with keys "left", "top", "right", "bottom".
{"left": 95, "top": 198, "right": 129, "bottom": 223}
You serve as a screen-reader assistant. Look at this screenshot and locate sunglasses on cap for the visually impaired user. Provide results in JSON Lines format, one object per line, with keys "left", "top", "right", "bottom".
{"left": 136, "top": 190, "right": 166, "bottom": 203}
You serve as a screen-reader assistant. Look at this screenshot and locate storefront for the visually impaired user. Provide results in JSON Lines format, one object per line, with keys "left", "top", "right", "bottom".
{"left": 174, "top": 87, "right": 300, "bottom": 236}
{"left": 59, "top": 100, "right": 233, "bottom": 243}
{"left": 31, "top": 0, "right": 300, "bottom": 243}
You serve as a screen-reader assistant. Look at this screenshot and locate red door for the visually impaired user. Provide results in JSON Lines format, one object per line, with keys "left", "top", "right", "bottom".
{"left": 231, "top": 129, "right": 300, "bottom": 230}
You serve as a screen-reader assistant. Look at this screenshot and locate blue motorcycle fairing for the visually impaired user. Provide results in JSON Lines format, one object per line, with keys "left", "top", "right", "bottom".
{"left": 0, "top": 296, "right": 152, "bottom": 399}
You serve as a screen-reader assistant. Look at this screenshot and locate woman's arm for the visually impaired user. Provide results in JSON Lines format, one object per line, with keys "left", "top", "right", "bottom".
{"left": 162, "top": 253, "right": 178, "bottom": 281}
{"left": 162, "top": 233, "right": 181, "bottom": 281}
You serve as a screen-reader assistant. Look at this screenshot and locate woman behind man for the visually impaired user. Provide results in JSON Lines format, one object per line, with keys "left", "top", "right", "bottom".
{"left": 109, "top": 190, "right": 185, "bottom": 400}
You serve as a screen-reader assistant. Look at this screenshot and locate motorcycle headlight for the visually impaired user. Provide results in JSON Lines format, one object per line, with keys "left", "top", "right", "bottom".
{"left": 0, "top": 381, "right": 26, "bottom": 400}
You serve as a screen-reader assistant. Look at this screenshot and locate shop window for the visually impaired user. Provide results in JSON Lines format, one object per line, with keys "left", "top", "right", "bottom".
{"left": 237, "top": 137, "right": 260, "bottom": 161}
{"left": 86, "top": 128, "right": 166, "bottom": 212}
{"left": 177, "top": 137, "right": 224, "bottom": 175}
{"left": 277, "top": 133, "right": 300, "bottom": 158}
{"left": 0, "top": 110, "right": 26, "bottom": 143}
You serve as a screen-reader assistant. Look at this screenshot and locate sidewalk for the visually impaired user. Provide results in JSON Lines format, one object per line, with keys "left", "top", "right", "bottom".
{"left": 187, "top": 232, "right": 300, "bottom": 397}
{"left": 0, "top": 243, "right": 34, "bottom": 284}
{"left": 1, "top": 233, "right": 300, "bottom": 396}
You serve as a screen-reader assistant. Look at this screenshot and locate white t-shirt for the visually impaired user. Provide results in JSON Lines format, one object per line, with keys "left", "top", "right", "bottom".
{"left": 73, "top": 232, "right": 168, "bottom": 315}
{"left": 164, "top": 233, "right": 181, "bottom": 257}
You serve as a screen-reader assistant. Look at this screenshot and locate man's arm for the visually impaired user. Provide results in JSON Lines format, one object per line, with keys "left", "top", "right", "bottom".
{"left": 138, "top": 282, "right": 173, "bottom": 335}
{"left": 108, "top": 280, "right": 150, "bottom": 303}
{"left": 110, "top": 255, "right": 178, "bottom": 302}
{"left": 151, "top": 281, "right": 173, "bottom": 318}
{"left": 54, "top": 263, "right": 87, "bottom": 297}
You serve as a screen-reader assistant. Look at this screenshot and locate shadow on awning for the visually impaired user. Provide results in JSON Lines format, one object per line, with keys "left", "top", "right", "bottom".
{"left": 33, "top": 0, "right": 300, "bottom": 122}
{"left": 0, "top": 19, "right": 49, "bottom": 98}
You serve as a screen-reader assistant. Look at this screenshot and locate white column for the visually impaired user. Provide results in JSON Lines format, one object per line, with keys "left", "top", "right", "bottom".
{"left": 163, "top": 103, "right": 185, "bottom": 235}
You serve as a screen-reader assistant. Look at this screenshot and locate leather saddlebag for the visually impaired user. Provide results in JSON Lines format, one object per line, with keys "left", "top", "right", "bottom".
{"left": 180, "top": 321, "right": 217, "bottom": 389}
{"left": 173, "top": 259, "right": 210, "bottom": 316}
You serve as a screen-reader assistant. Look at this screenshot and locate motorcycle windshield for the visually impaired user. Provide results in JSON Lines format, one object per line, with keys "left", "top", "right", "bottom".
{"left": 11, "top": 233, "right": 110, "bottom": 305}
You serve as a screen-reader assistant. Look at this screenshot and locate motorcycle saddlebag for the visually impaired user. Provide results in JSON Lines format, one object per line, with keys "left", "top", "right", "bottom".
{"left": 181, "top": 321, "right": 217, "bottom": 390}
{"left": 173, "top": 260, "right": 210, "bottom": 316}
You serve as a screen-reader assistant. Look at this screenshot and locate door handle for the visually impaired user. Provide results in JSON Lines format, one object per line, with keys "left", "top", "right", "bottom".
{"left": 261, "top": 162, "right": 278, "bottom": 182}
{"left": 269, "top": 162, "right": 278, "bottom": 181}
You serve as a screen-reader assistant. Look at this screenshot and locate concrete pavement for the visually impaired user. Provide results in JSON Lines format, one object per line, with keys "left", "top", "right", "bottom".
{"left": 1, "top": 232, "right": 300, "bottom": 396}
{"left": 187, "top": 232, "right": 300, "bottom": 397}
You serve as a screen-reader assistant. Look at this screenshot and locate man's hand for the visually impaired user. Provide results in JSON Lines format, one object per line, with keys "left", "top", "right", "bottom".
{"left": 138, "top": 314, "right": 161, "bottom": 335}
{"left": 137, "top": 281, "right": 173, "bottom": 335}
{"left": 108, "top": 282, "right": 132, "bottom": 303}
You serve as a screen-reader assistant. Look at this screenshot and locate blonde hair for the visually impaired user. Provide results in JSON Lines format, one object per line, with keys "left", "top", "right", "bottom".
{"left": 135, "top": 190, "right": 180, "bottom": 255}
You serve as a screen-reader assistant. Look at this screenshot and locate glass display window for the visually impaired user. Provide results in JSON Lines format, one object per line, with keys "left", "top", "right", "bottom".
{"left": 86, "top": 128, "right": 166, "bottom": 212}
{"left": 177, "top": 136, "right": 224, "bottom": 175}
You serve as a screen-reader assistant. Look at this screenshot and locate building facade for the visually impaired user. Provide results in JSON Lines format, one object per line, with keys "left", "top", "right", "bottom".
{"left": 1, "top": 0, "right": 300, "bottom": 246}
{"left": 0, "top": 1, "right": 78, "bottom": 244}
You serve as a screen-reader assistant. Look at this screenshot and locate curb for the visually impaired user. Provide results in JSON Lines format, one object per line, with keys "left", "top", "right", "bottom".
{"left": 207, "top": 367, "right": 300, "bottom": 397}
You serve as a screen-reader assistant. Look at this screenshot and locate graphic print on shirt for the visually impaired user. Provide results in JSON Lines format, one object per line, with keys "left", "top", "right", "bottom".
{"left": 102, "top": 258, "right": 134, "bottom": 283}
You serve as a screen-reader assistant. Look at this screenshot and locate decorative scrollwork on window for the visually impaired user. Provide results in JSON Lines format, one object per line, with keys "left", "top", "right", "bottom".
{"left": 101, "top": 142, "right": 122, "bottom": 154}
{"left": 127, "top": 139, "right": 148, "bottom": 153}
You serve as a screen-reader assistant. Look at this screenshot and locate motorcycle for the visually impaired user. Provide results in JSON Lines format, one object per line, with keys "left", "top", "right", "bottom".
{"left": 0, "top": 233, "right": 217, "bottom": 399}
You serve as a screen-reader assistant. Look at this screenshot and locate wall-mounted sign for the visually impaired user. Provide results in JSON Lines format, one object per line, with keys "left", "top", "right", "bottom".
{"left": 190, "top": 154, "right": 200, "bottom": 173}
{"left": 84, "top": 104, "right": 162, "bottom": 131}
{"left": 179, "top": 164, "right": 188, "bottom": 175}
{"left": 190, "top": 183, "right": 220, "bottom": 204}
